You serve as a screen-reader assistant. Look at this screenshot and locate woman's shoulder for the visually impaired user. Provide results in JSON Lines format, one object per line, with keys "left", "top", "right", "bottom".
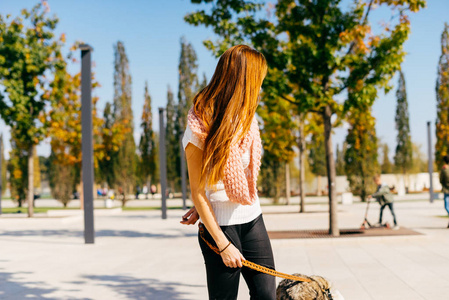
{"left": 182, "top": 123, "right": 205, "bottom": 150}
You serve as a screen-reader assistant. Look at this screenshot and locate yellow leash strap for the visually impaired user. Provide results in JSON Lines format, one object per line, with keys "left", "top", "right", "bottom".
{"left": 198, "top": 223, "right": 312, "bottom": 283}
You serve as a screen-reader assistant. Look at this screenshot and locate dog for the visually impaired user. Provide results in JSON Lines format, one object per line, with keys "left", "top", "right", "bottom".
{"left": 276, "top": 273, "right": 344, "bottom": 300}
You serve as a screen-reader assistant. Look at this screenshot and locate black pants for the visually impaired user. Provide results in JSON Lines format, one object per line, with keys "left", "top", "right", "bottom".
{"left": 198, "top": 214, "right": 276, "bottom": 300}
{"left": 379, "top": 203, "right": 398, "bottom": 226}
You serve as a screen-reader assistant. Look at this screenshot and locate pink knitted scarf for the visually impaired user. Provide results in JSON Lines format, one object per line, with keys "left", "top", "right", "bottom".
{"left": 187, "top": 108, "right": 262, "bottom": 205}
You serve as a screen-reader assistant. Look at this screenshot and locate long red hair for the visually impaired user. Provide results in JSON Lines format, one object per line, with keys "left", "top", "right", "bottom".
{"left": 192, "top": 45, "right": 267, "bottom": 189}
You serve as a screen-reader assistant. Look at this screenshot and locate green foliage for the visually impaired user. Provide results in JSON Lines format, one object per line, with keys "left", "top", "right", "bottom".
{"left": 0, "top": 3, "right": 63, "bottom": 148}
{"left": 259, "top": 150, "right": 286, "bottom": 203}
{"left": 98, "top": 102, "right": 115, "bottom": 188}
{"left": 152, "top": 132, "right": 160, "bottom": 184}
{"left": 1, "top": 134, "right": 6, "bottom": 196}
{"left": 336, "top": 143, "right": 346, "bottom": 176}
{"left": 7, "top": 131, "right": 28, "bottom": 206}
{"left": 257, "top": 95, "right": 297, "bottom": 164}
{"left": 186, "top": 0, "right": 424, "bottom": 113}
{"left": 166, "top": 85, "right": 179, "bottom": 191}
{"left": 344, "top": 108, "right": 379, "bottom": 201}
{"left": 436, "top": 23, "right": 449, "bottom": 169}
{"left": 394, "top": 70, "right": 413, "bottom": 174}
{"left": 410, "top": 142, "right": 428, "bottom": 173}
{"left": 139, "top": 81, "right": 157, "bottom": 186}
{"left": 257, "top": 94, "right": 297, "bottom": 203}
{"left": 186, "top": 0, "right": 425, "bottom": 232}
{"left": 177, "top": 37, "right": 199, "bottom": 131}
{"left": 0, "top": 3, "right": 64, "bottom": 213}
{"left": 198, "top": 73, "right": 208, "bottom": 91}
{"left": 308, "top": 124, "right": 327, "bottom": 177}
{"left": 48, "top": 150, "right": 74, "bottom": 207}
{"left": 112, "top": 41, "right": 136, "bottom": 202}
{"left": 176, "top": 38, "right": 199, "bottom": 192}
{"left": 380, "top": 143, "right": 393, "bottom": 174}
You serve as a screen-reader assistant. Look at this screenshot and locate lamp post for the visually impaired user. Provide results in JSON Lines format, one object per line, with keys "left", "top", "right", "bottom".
{"left": 0, "top": 134, "right": 3, "bottom": 215}
{"left": 159, "top": 108, "right": 167, "bottom": 219}
{"left": 427, "top": 121, "right": 434, "bottom": 203}
{"left": 180, "top": 135, "right": 187, "bottom": 210}
{"left": 80, "top": 44, "right": 95, "bottom": 243}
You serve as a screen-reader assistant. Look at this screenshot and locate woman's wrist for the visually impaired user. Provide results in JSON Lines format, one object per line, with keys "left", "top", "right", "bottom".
{"left": 215, "top": 233, "right": 230, "bottom": 250}
{"left": 218, "top": 241, "right": 232, "bottom": 253}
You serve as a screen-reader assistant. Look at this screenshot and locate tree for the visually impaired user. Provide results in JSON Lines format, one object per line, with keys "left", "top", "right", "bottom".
{"left": 258, "top": 93, "right": 297, "bottom": 203}
{"left": 436, "top": 23, "right": 449, "bottom": 169}
{"left": 0, "top": 3, "right": 64, "bottom": 216}
{"left": 48, "top": 150, "right": 75, "bottom": 207}
{"left": 139, "top": 81, "right": 157, "bottom": 189}
{"left": 97, "top": 101, "right": 127, "bottom": 189}
{"left": 7, "top": 131, "right": 28, "bottom": 207}
{"left": 344, "top": 108, "right": 379, "bottom": 201}
{"left": 1, "top": 134, "right": 6, "bottom": 197}
{"left": 177, "top": 38, "right": 199, "bottom": 132}
{"left": 336, "top": 143, "right": 346, "bottom": 176}
{"left": 176, "top": 38, "right": 199, "bottom": 193}
{"left": 38, "top": 155, "right": 50, "bottom": 192}
{"left": 380, "top": 143, "right": 393, "bottom": 174}
{"left": 307, "top": 114, "right": 327, "bottom": 196}
{"left": 98, "top": 102, "right": 115, "bottom": 188}
{"left": 166, "top": 85, "right": 179, "bottom": 193}
{"left": 43, "top": 44, "right": 106, "bottom": 207}
{"left": 186, "top": 0, "right": 425, "bottom": 236}
{"left": 198, "top": 73, "right": 208, "bottom": 91}
{"left": 394, "top": 70, "right": 413, "bottom": 175}
{"left": 259, "top": 150, "right": 285, "bottom": 202}
{"left": 33, "top": 148, "right": 41, "bottom": 193}
{"left": 112, "top": 41, "right": 136, "bottom": 205}
{"left": 410, "top": 142, "right": 428, "bottom": 173}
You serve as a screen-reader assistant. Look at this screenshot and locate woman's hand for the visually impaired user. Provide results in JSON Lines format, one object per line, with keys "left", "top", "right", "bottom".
{"left": 220, "top": 243, "right": 245, "bottom": 268}
{"left": 180, "top": 207, "right": 199, "bottom": 225}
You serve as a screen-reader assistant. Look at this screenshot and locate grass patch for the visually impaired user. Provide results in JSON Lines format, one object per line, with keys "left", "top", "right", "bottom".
{"left": 1, "top": 207, "right": 62, "bottom": 214}
{"left": 122, "top": 206, "right": 185, "bottom": 211}
{"left": 0, "top": 207, "right": 112, "bottom": 214}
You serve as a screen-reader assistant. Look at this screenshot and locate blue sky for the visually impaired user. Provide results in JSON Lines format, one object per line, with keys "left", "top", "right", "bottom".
{"left": 1, "top": 0, "right": 448, "bottom": 161}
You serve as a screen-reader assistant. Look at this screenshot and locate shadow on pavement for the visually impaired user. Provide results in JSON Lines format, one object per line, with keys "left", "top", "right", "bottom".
{"left": 0, "top": 229, "right": 197, "bottom": 239}
{"left": 82, "top": 274, "right": 204, "bottom": 300}
{"left": 0, "top": 229, "right": 196, "bottom": 239}
{"left": 0, "top": 271, "right": 62, "bottom": 300}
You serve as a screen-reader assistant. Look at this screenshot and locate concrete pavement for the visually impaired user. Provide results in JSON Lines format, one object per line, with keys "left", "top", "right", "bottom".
{"left": 1, "top": 199, "right": 449, "bottom": 299}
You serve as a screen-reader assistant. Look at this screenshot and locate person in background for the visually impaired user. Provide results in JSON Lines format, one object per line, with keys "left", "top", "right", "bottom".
{"left": 142, "top": 185, "right": 148, "bottom": 199}
{"left": 368, "top": 174, "right": 399, "bottom": 230}
{"left": 439, "top": 155, "right": 449, "bottom": 228}
{"left": 150, "top": 184, "right": 157, "bottom": 198}
{"left": 135, "top": 186, "right": 141, "bottom": 200}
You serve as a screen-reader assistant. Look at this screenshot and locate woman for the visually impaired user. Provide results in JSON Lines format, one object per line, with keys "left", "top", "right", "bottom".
{"left": 180, "top": 45, "right": 275, "bottom": 300}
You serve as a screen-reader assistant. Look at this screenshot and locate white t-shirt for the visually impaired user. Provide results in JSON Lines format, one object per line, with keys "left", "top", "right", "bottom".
{"left": 182, "top": 124, "right": 262, "bottom": 226}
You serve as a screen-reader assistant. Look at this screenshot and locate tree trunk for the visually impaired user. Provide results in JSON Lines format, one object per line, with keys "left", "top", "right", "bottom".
{"left": 27, "top": 144, "right": 34, "bottom": 217}
{"left": 317, "top": 176, "right": 322, "bottom": 196}
{"left": 80, "top": 168, "right": 84, "bottom": 210}
{"left": 323, "top": 105, "right": 339, "bottom": 236}
{"left": 298, "top": 120, "right": 306, "bottom": 212}
{"left": 285, "top": 162, "right": 290, "bottom": 205}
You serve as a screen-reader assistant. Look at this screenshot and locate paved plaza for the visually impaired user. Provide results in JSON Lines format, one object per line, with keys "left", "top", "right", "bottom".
{"left": 1, "top": 197, "right": 449, "bottom": 299}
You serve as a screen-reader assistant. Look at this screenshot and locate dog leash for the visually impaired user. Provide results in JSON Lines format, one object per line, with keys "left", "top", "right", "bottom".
{"left": 199, "top": 223, "right": 310, "bottom": 282}
{"left": 198, "top": 223, "right": 333, "bottom": 299}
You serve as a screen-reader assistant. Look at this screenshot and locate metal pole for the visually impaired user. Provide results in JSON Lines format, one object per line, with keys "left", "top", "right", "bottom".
{"left": 0, "top": 134, "right": 2, "bottom": 215}
{"left": 159, "top": 108, "right": 167, "bottom": 219}
{"left": 427, "top": 121, "right": 434, "bottom": 203}
{"left": 180, "top": 135, "right": 187, "bottom": 210}
{"left": 81, "top": 44, "right": 95, "bottom": 243}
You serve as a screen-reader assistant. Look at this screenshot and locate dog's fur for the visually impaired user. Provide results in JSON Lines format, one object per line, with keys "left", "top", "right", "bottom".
{"left": 276, "top": 273, "right": 339, "bottom": 300}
